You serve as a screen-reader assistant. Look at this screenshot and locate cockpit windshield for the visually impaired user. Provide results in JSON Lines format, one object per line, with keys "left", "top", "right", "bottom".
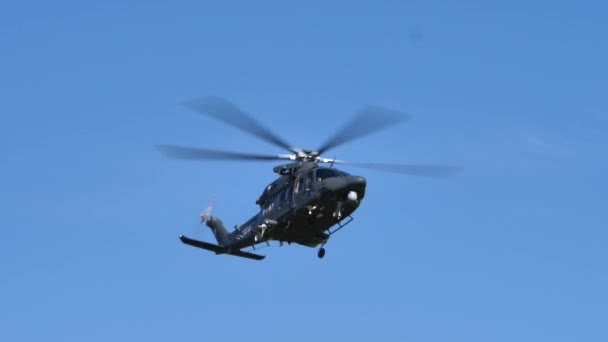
{"left": 336, "top": 170, "right": 350, "bottom": 177}
{"left": 316, "top": 168, "right": 349, "bottom": 181}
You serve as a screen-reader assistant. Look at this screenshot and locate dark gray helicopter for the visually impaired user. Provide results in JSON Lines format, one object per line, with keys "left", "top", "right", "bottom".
{"left": 157, "top": 97, "right": 458, "bottom": 260}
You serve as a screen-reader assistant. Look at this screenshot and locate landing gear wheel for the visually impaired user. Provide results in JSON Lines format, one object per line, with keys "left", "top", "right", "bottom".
{"left": 317, "top": 248, "right": 326, "bottom": 259}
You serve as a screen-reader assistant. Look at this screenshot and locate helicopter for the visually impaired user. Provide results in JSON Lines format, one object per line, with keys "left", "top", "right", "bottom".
{"left": 157, "top": 96, "right": 459, "bottom": 260}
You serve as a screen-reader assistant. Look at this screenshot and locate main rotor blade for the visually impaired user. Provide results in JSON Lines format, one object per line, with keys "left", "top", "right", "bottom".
{"left": 184, "top": 96, "right": 299, "bottom": 154}
{"left": 156, "top": 145, "right": 292, "bottom": 162}
{"left": 333, "top": 160, "right": 462, "bottom": 178}
{"left": 316, "top": 106, "right": 409, "bottom": 155}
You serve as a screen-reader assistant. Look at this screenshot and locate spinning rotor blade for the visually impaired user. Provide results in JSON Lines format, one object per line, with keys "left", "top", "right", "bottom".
{"left": 184, "top": 96, "right": 299, "bottom": 154}
{"left": 156, "top": 145, "right": 292, "bottom": 161}
{"left": 316, "top": 106, "right": 409, "bottom": 155}
{"left": 333, "top": 160, "right": 462, "bottom": 178}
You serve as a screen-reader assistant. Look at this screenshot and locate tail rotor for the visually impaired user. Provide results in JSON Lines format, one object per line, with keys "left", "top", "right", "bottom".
{"left": 200, "top": 196, "right": 217, "bottom": 225}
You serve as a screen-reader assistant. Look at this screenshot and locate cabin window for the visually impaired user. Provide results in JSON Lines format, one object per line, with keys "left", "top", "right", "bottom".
{"left": 263, "top": 194, "right": 277, "bottom": 215}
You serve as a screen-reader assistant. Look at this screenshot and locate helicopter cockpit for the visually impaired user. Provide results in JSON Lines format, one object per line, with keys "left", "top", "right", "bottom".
{"left": 314, "top": 168, "right": 350, "bottom": 182}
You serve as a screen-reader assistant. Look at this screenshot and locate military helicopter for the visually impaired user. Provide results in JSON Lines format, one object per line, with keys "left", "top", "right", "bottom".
{"left": 157, "top": 96, "right": 458, "bottom": 260}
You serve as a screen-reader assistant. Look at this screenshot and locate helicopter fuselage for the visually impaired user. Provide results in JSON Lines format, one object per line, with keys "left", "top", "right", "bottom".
{"left": 204, "top": 163, "right": 367, "bottom": 252}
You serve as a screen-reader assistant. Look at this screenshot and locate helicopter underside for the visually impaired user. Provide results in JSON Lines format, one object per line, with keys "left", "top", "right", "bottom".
{"left": 268, "top": 198, "right": 360, "bottom": 248}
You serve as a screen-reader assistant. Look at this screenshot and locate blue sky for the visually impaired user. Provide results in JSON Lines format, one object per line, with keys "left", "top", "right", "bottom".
{"left": 1, "top": 1, "right": 606, "bottom": 341}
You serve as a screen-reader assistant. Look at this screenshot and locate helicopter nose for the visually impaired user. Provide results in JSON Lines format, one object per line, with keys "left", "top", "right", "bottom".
{"left": 347, "top": 176, "right": 366, "bottom": 196}
{"left": 322, "top": 175, "right": 366, "bottom": 199}
{"left": 349, "top": 176, "right": 367, "bottom": 188}
{"left": 344, "top": 175, "right": 366, "bottom": 202}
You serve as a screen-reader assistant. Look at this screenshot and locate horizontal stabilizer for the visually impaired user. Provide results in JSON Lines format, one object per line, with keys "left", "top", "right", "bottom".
{"left": 227, "top": 249, "right": 267, "bottom": 261}
{"left": 179, "top": 235, "right": 266, "bottom": 261}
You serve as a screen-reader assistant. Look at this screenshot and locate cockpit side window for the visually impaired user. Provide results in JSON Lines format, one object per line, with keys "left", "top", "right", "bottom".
{"left": 285, "top": 183, "right": 294, "bottom": 204}
{"left": 295, "top": 175, "right": 304, "bottom": 194}
{"left": 305, "top": 170, "right": 314, "bottom": 191}
{"left": 275, "top": 192, "right": 282, "bottom": 209}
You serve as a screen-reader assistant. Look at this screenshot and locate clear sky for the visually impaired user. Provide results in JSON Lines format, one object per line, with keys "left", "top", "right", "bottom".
{"left": 1, "top": 1, "right": 606, "bottom": 341}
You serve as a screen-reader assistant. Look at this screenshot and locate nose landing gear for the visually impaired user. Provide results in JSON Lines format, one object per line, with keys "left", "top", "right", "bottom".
{"left": 317, "top": 247, "right": 326, "bottom": 259}
{"left": 317, "top": 241, "right": 327, "bottom": 259}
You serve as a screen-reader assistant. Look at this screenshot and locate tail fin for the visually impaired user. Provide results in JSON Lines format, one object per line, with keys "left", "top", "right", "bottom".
{"left": 199, "top": 197, "right": 229, "bottom": 246}
{"left": 204, "top": 216, "right": 230, "bottom": 246}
